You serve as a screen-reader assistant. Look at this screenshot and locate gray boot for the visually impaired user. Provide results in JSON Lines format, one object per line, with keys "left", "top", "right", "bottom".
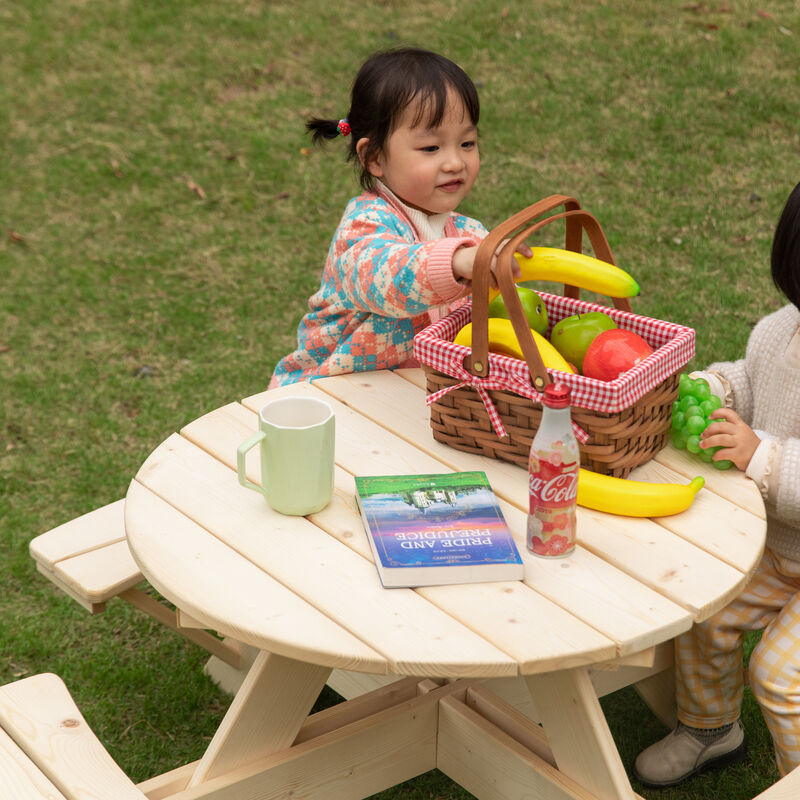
{"left": 634, "top": 720, "right": 747, "bottom": 788}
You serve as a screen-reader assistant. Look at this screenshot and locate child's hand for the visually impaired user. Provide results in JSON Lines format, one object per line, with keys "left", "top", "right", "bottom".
{"left": 699, "top": 408, "right": 761, "bottom": 471}
{"left": 452, "top": 241, "right": 530, "bottom": 289}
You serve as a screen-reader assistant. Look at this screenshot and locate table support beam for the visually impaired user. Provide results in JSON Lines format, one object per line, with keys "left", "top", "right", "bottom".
{"left": 188, "top": 651, "right": 331, "bottom": 787}
{"left": 524, "top": 668, "right": 636, "bottom": 800}
{"left": 438, "top": 693, "right": 599, "bottom": 800}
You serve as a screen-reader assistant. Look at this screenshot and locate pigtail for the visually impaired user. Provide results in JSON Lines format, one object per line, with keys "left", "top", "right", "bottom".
{"left": 306, "top": 117, "right": 350, "bottom": 144}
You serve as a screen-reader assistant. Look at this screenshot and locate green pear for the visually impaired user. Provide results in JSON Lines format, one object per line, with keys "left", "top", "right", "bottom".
{"left": 487, "top": 286, "right": 548, "bottom": 336}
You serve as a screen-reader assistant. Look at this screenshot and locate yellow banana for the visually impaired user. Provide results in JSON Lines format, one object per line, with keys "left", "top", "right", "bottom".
{"left": 577, "top": 469, "right": 705, "bottom": 517}
{"left": 454, "top": 319, "right": 575, "bottom": 373}
{"left": 487, "top": 247, "right": 640, "bottom": 303}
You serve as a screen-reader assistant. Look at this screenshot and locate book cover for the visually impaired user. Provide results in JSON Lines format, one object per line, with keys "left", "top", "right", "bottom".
{"left": 354, "top": 472, "right": 524, "bottom": 588}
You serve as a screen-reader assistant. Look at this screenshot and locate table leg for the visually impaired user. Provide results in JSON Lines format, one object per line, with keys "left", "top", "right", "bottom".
{"left": 188, "top": 650, "right": 331, "bottom": 787}
{"left": 524, "top": 667, "right": 636, "bottom": 800}
{"left": 203, "top": 641, "right": 260, "bottom": 695}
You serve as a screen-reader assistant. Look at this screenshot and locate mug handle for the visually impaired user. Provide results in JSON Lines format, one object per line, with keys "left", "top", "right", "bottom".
{"left": 237, "top": 430, "right": 266, "bottom": 493}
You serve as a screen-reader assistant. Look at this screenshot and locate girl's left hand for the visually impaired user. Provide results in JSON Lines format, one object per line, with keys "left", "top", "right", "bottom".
{"left": 699, "top": 408, "right": 761, "bottom": 471}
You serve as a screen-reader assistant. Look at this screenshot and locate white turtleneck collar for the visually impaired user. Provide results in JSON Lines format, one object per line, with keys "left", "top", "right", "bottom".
{"left": 377, "top": 181, "right": 450, "bottom": 241}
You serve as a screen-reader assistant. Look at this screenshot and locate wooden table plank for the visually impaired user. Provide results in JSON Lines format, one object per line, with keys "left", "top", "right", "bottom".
{"left": 184, "top": 399, "right": 623, "bottom": 671}
{"left": 313, "top": 371, "right": 753, "bottom": 624}
{"left": 629, "top": 458, "right": 765, "bottom": 576}
{"left": 575, "top": 508, "right": 746, "bottom": 621}
{"left": 125, "top": 481, "right": 388, "bottom": 674}
{"left": 654, "top": 443, "right": 764, "bottom": 517}
{"left": 134, "top": 434, "right": 520, "bottom": 678}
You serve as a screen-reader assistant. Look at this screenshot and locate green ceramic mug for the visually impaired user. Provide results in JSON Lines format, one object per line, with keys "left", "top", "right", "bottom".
{"left": 237, "top": 396, "right": 335, "bottom": 515}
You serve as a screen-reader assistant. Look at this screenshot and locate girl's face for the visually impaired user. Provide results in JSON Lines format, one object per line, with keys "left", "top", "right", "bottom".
{"left": 363, "top": 90, "right": 479, "bottom": 215}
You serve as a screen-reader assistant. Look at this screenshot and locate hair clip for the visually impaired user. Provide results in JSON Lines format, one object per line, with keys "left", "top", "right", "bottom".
{"left": 337, "top": 119, "right": 351, "bottom": 137}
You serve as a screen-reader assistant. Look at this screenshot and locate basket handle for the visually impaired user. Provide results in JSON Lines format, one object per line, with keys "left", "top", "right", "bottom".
{"left": 467, "top": 196, "right": 633, "bottom": 391}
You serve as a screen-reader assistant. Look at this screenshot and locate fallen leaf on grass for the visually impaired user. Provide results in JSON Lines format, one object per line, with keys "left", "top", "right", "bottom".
{"left": 7, "top": 230, "right": 25, "bottom": 244}
{"left": 732, "top": 235, "right": 753, "bottom": 243}
{"left": 110, "top": 159, "right": 123, "bottom": 177}
{"left": 0, "top": 344, "right": 9, "bottom": 353}
{"left": 186, "top": 179, "right": 207, "bottom": 199}
{"left": 756, "top": 9, "right": 772, "bottom": 18}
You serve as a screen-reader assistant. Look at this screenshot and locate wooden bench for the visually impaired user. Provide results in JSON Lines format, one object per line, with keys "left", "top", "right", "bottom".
{"left": 0, "top": 672, "right": 146, "bottom": 800}
{"left": 29, "top": 500, "right": 244, "bottom": 673}
{"left": 753, "top": 767, "right": 800, "bottom": 799}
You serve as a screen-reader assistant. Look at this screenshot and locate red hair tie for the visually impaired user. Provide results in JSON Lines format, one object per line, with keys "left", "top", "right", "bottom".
{"left": 337, "top": 119, "right": 351, "bottom": 137}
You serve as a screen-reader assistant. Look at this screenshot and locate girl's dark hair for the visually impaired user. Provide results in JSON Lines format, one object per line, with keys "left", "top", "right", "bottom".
{"left": 306, "top": 47, "right": 479, "bottom": 191}
{"left": 771, "top": 181, "right": 800, "bottom": 309}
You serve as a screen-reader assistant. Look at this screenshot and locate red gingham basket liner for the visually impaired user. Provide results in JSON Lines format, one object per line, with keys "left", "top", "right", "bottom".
{"left": 413, "top": 291, "right": 695, "bottom": 415}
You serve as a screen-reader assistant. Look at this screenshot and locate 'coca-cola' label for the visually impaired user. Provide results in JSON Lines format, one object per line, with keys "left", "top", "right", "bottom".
{"left": 528, "top": 471, "right": 578, "bottom": 509}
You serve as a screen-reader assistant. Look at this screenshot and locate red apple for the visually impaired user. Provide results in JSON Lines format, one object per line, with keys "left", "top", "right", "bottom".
{"left": 582, "top": 328, "right": 654, "bottom": 381}
{"left": 550, "top": 311, "right": 616, "bottom": 373}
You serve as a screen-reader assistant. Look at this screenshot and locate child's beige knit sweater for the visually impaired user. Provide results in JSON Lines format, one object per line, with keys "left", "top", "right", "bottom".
{"left": 706, "top": 303, "right": 800, "bottom": 561}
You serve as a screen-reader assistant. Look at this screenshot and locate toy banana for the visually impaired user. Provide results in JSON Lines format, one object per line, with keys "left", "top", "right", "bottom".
{"left": 577, "top": 469, "right": 705, "bottom": 517}
{"left": 454, "top": 319, "right": 575, "bottom": 373}
{"left": 487, "top": 247, "right": 640, "bottom": 303}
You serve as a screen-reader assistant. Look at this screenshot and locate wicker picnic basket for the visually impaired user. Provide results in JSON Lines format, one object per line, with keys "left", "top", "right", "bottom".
{"left": 413, "top": 195, "right": 696, "bottom": 478}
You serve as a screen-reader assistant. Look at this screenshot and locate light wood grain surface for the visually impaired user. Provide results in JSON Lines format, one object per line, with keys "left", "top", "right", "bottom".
{"left": 125, "top": 369, "right": 765, "bottom": 680}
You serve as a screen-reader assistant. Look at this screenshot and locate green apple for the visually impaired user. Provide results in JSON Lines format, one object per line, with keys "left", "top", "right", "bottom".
{"left": 487, "top": 286, "right": 548, "bottom": 336}
{"left": 550, "top": 311, "right": 617, "bottom": 373}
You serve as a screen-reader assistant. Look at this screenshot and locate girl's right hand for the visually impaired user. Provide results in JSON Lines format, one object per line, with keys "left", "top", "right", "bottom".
{"left": 452, "top": 241, "right": 528, "bottom": 289}
{"left": 699, "top": 408, "right": 761, "bottom": 471}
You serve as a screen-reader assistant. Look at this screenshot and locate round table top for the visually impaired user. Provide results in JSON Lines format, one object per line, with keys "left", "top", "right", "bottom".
{"left": 125, "top": 369, "right": 766, "bottom": 679}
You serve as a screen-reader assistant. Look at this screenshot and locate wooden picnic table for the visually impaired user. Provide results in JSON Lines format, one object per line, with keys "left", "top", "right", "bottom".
{"left": 125, "top": 368, "right": 766, "bottom": 800}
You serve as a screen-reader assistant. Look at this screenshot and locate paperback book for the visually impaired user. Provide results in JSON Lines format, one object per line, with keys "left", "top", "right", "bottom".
{"left": 354, "top": 471, "right": 524, "bottom": 588}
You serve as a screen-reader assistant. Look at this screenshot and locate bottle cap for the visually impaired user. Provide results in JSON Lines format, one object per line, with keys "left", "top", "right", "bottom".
{"left": 542, "top": 382, "right": 571, "bottom": 409}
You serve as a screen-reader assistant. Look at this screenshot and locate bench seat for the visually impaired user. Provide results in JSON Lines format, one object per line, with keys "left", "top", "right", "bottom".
{"left": 29, "top": 500, "right": 141, "bottom": 614}
{"left": 753, "top": 766, "right": 800, "bottom": 799}
{"left": 0, "top": 673, "right": 146, "bottom": 800}
{"left": 29, "top": 500, "right": 243, "bottom": 671}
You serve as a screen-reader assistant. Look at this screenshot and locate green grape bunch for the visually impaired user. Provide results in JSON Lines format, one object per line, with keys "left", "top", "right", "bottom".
{"left": 670, "top": 373, "right": 734, "bottom": 470}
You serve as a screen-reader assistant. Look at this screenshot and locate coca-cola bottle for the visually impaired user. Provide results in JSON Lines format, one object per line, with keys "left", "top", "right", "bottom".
{"left": 527, "top": 382, "right": 579, "bottom": 558}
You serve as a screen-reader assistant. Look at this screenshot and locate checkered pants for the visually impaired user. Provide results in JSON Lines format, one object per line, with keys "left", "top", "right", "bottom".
{"left": 675, "top": 547, "right": 800, "bottom": 776}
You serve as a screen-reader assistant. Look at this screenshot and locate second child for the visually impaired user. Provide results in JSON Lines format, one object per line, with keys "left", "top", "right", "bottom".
{"left": 635, "top": 182, "right": 800, "bottom": 787}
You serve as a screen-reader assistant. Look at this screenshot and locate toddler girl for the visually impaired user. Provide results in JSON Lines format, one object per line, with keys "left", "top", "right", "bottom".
{"left": 269, "top": 47, "right": 523, "bottom": 387}
{"left": 635, "top": 181, "right": 800, "bottom": 787}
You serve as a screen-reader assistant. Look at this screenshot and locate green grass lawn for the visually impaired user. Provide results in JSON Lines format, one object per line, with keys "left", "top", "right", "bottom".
{"left": 2, "top": 1, "right": 799, "bottom": 797}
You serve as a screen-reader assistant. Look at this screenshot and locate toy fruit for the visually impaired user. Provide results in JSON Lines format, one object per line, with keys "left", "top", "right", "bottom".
{"left": 454, "top": 319, "right": 574, "bottom": 373}
{"left": 487, "top": 247, "right": 640, "bottom": 304}
{"left": 488, "top": 286, "right": 548, "bottom": 336}
{"left": 577, "top": 469, "right": 704, "bottom": 517}
{"left": 671, "top": 373, "right": 733, "bottom": 469}
{"left": 550, "top": 312, "right": 617, "bottom": 373}
{"left": 582, "top": 328, "right": 654, "bottom": 381}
